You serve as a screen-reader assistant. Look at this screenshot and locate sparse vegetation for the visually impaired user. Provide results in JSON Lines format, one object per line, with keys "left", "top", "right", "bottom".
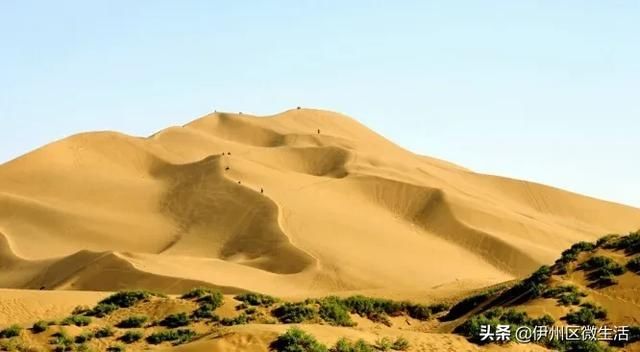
{"left": 87, "top": 303, "right": 119, "bottom": 317}
{"left": 32, "top": 320, "right": 48, "bottom": 333}
{"left": 146, "top": 329, "right": 196, "bottom": 345}
{"left": 542, "top": 285, "right": 586, "bottom": 306}
{"left": 95, "top": 326, "right": 115, "bottom": 338}
{"left": 75, "top": 331, "right": 94, "bottom": 343}
{"left": 580, "top": 256, "right": 626, "bottom": 286}
{"left": 374, "top": 337, "right": 393, "bottom": 351}
{"left": 605, "top": 231, "right": 640, "bottom": 254}
{"left": 235, "top": 292, "right": 279, "bottom": 307}
{"left": 61, "top": 315, "right": 92, "bottom": 327}
{"left": 120, "top": 330, "right": 143, "bottom": 343}
{"left": 391, "top": 337, "right": 410, "bottom": 351}
{"left": 444, "top": 287, "right": 501, "bottom": 321}
{"left": 50, "top": 330, "right": 74, "bottom": 352}
{"left": 159, "top": 312, "right": 191, "bottom": 328}
{"left": 273, "top": 302, "right": 317, "bottom": 324}
{"left": 563, "top": 302, "right": 607, "bottom": 326}
{"left": 117, "top": 315, "right": 148, "bottom": 328}
{"left": 106, "top": 344, "right": 126, "bottom": 352}
{"left": 318, "top": 297, "right": 355, "bottom": 327}
{"left": 270, "top": 327, "right": 328, "bottom": 352}
{"left": 99, "top": 290, "right": 160, "bottom": 308}
{"left": 0, "top": 324, "right": 22, "bottom": 338}
{"left": 627, "top": 256, "right": 640, "bottom": 274}
{"left": 192, "top": 303, "right": 218, "bottom": 320}
{"left": 455, "top": 308, "right": 554, "bottom": 344}
{"left": 220, "top": 313, "right": 250, "bottom": 326}
{"left": 332, "top": 338, "right": 374, "bottom": 352}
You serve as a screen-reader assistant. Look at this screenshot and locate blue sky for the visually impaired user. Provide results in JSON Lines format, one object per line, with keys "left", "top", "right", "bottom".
{"left": 1, "top": 1, "right": 639, "bottom": 207}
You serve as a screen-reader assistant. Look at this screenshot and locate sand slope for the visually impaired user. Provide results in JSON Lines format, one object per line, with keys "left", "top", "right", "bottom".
{"left": 1, "top": 109, "right": 639, "bottom": 296}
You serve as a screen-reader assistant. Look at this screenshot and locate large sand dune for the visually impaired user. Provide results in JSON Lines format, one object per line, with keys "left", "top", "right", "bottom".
{"left": 1, "top": 109, "right": 639, "bottom": 297}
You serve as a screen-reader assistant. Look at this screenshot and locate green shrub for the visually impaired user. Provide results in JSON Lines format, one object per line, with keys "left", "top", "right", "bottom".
{"left": 391, "top": 337, "right": 410, "bottom": 351}
{"left": 146, "top": 328, "right": 196, "bottom": 345}
{"left": 95, "top": 326, "right": 115, "bottom": 338}
{"left": 106, "top": 344, "right": 126, "bottom": 352}
{"left": 50, "top": 331, "right": 74, "bottom": 351}
{"left": 120, "top": 330, "right": 143, "bottom": 343}
{"left": 117, "top": 315, "right": 148, "bottom": 328}
{"left": 182, "top": 288, "right": 224, "bottom": 309}
{"left": 608, "top": 231, "right": 640, "bottom": 254}
{"left": 192, "top": 303, "right": 218, "bottom": 320}
{"left": 273, "top": 303, "right": 317, "bottom": 324}
{"left": 318, "top": 298, "right": 354, "bottom": 327}
{"left": 72, "top": 305, "right": 91, "bottom": 315}
{"left": 75, "top": 331, "right": 94, "bottom": 343}
{"left": 427, "top": 303, "right": 449, "bottom": 314}
{"left": 627, "top": 256, "right": 640, "bottom": 273}
{"left": 596, "top": 234, "right": 619, "bottom": 247}
{"left": 374, "top": 337, "right": 393, "bottom": 351}
{"left": 405, "top": 304, "right": 430, "bottom": 320}
{"left": 444, "top": 291, "right": 494, "bottom": 321}
{"left": 87, "top": 303, "right": 119, "bottom": 317}
{"left": 559, "top": 242, "right": 595, "bottom": 264}
{"left": 61, "top": 315, "right": 92, "bottom": 327}
{"left": 76, "top": 343, "right": 95, "bottom": 352}
{"left": 160, "top": 312, "right": 191, "bottom": 328}
{"left": 0, "top": 324, "right": 22, "bottom": 338}
{"left": 32, "top": 320, "right": 48, "bottom": 333}
{"left": 332, "top": 338, "right": 374, "bottom": 352}
{"left": 564, "top": 303, "right": 607, "bottom": 325}
{"left": 543, "top": 285, "right": 585, "bottom": 306}
{"left": 220, "top": 313, "right": 250, "bottom": 326}
{"left": 580, "top": 256, "right": 626, "bottom": 286}
{"left": 455, "top": 308, "right": 553, "bottom": 344}
{"left": 270, "top": 328, "right": 327, "bottom": 352}
{"left": 99, "top": 290, "right": 160, "bottom": 308}
{"left": 235, "top": 292, "right": 279, "bottom": 306}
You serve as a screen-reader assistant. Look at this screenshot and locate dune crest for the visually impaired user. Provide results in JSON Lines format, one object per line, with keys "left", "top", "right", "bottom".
{"left": 0, "top": 108, "right": 639, "bottom": 296}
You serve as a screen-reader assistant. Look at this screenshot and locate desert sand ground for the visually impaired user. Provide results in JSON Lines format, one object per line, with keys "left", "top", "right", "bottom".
{"left": 1, "top": 109, "right": 639, "bottom": 351}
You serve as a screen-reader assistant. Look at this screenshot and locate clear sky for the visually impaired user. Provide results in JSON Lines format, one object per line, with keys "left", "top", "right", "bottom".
{"left": 1, "top": 1, "right": 639, "bottom": 207}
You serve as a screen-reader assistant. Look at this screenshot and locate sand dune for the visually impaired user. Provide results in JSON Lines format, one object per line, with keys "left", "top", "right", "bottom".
{"left": 1, "top": 108, "right": 639, "bottom": 297}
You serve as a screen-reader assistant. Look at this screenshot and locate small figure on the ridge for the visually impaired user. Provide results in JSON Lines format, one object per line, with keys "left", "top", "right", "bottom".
{"left": 297, "top": 106, "right": 301, "bottom": 110}
{"left": 260, "top": 187, "right": 264, "bottom": 194}
{"left": 317, "top": 129, "right": 320, "bottom": 134}
{"left": 238, "top": 181, "right": 241, "bottom": 184}
{"left": 225, "top": 166, "right": 230, "bottom": 171}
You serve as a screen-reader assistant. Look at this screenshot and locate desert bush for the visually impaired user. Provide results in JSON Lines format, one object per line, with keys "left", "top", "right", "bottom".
{"left": 273, "top": 303, "right": 317, "bottom": 324}
{"left": 159, "top": 312, "right": 190, "bottom": 328}
{"left": 50, "top": 330, "right": 74, "bottom": 352}
{"left": 192, "top": 303, "right": 218, "bottom": 320}
{"left": 559, "top": 242, "right": 596, "bottom": 264}
{"left": 580, "top": 256, "right": 626, "bottom": 286}
{"left": 455, "top": 308, "right": 553, "bottom": 344}
{"left": 220, "top": 313, "right": 250, "bottom": 326}
{"left": 596, "top": 234, "right": 619, "bottom": 248}
{"left": 427, "top": 303, "right": 449, "bottom": 314}
{"left": 235, "top": 292, "right": 279, "bottom": 307}
{"left": 146, "top": 328, "right": 196, "bottom": 345}
{"left": 374, "top": 337, "right": 393, "bottom": 351}
{"left": 318, "top": 298, "right": 354, "bottom": 327}
{"left": 87, "top": 303, "right": 119, "bottom": 317}
{"left": 120, "top": 330, "right": 143, "bottom": 343}
{"left": 75, "top": 331, "right": 94, "bottom": 343}
{"left": 31, "top": 320, "right": 48, "bottom": 334}
{"left": 72, "top": 305, "right": 91, "bottom": 315}
{"left": 444, "top": 290, "right": 495, "bottom": 321}
{"left": 106, "top": 344, "right": 126, "bottom": 352}
{"left": 270, "top": 328, "right": 327, "bottom": 352}
{"left": 542, "top": 285, "right": 585, "bottom": 306}
{"left": 60, "top": 315, "right": 91, "bottom": 327}
{"left": 181, "top": 287, "right": 214, "bottom": 299}
{"left": 95, "top": 326, "right": 115, "bottom": 338}
{"left": 99, "top": 290, "right": 161, "bottom": 308}
{"left": 391, "top": 337, "right": 410, "bottom": 351}
{"left": 197, "top": 293, "right": 224, "bottom": 308}
{"left": 117, "top": 315, "right": 148, "bottom": 328}
{"left": 627, "top": 256, "right": 640, "bottom": 274}
{"left": 608, "top": 231, "right": 640, "bottom": 254}
{"left": 0, "top": 324, "right": 22, "bottom": 338}
{"left": 332, "top": 338, "right": 375, "bottom": 352}
{"left": 564, "top": 303, "right": 607, "bottom": 326}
